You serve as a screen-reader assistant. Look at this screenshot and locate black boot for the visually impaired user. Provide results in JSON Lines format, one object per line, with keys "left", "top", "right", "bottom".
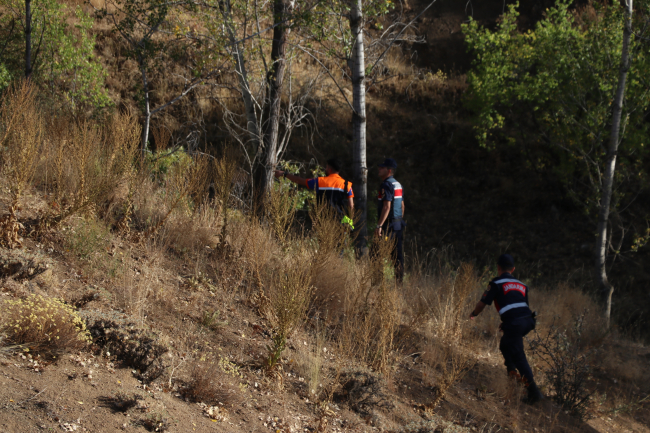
{"left": 523, "top": 383, "right": 543, "bottom": 405}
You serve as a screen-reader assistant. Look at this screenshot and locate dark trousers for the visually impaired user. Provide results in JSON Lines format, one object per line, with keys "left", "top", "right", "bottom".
{"left": 499, "top": 315, "right": 536, "bottom": 386}
{"left": 387, "top": 228, "right": 404, "bottom": 283}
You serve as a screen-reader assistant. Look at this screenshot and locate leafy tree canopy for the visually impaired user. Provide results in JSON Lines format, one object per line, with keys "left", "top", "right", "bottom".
{"left": 463, "top": 0, "right": 650, "bottom": 215}
{"left": 0, "top": 0, "right": 111, "bottom": 111}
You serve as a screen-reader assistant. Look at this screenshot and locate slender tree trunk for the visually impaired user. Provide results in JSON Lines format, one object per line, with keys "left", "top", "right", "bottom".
{"left": 25, "top": 0, "right": 32, "bottom": 78}
{"left": 260, "top": 0, "right": 292, "bottom": 195}
{"left": 140, "top": 58, "right": 151, "bottom": 157}
{"left": 349, "top": 0, "right": 368, "bottom": 253}
{"left": 595, "top": 0, "right": 633, "bottom": 328}
{"left": 221, "top": 2, "right": 261, "bottom": 170}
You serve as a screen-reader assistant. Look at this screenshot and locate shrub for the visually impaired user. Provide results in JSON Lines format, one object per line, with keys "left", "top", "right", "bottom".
{"left": 334, "top": 368, "right": 394, "bottom": 416}
{"left": 409, "top": 262, "right": 480, "bottom": 408}
{"left": 0, "top": 81, "right": 43, "bottom": 248}
{"left": 337, "top": 238, "right": 400, "bottom": 373}
{"left": 182, "top": 357, "right": 244, "bottom": 405}
{"left": 64, "top": 217, "right": 111, "bottom": 261}
{"left": 98, "top": 392, "right": 144, "bottom": 413}
{"left": 83, "top": 312, "right": 168, "bottom": 382}
{"left": 262, "top": 253, "right": 313, "bottom": 372}
{"left": 528, "top": 311, "right": 599, "bottom": 420}
{"left": 0, "top": 294, "right": 91, "bottom": 358}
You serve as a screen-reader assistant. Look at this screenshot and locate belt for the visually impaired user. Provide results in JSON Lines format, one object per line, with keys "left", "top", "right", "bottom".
{"left": 499, "top": 303, "right": 528, "bottom": 315}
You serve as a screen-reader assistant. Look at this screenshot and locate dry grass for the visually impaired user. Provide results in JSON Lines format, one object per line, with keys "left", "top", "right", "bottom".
{"left": 36, "top": 111, "right": 140, "bottom": 232}
{"left": 0, "top": 81, "right": 43, "bottom": 248}
{"left": 416, "top": 263, "right": 481, "bottom": 407}
{"left": 336, "top": 237, "right": 400, "bottom": 374}
{"left": 262, "top": 248, "right": 314, "bottom": 371}
{"left": 182, "top": 357, "right": 244, "bottom": 406}
{"left": 0, "top": 293, "right": 91, "bottom": 358}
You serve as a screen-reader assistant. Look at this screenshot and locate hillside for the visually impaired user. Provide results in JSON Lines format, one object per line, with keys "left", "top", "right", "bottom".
{"left": 2, "top": 0, "right": 650, "bottom": 431}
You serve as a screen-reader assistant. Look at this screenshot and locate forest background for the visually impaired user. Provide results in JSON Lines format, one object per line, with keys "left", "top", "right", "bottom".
{"left": 2, "top": 0, "right": 650, "bottom": 337}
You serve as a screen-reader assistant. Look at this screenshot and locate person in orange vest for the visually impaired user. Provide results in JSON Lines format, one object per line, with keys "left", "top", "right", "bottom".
{"left": 274, "top": 157, "right": 354, "bottom": 216}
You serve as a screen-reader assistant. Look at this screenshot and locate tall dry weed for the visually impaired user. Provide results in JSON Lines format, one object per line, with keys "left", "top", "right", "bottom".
{"left": 262, "top": 251, "right": 313, "bottom": 372}
{"left": 144, "top": 152, "right": 211, "bottom": 239}
{"left": 0, "top": 81, "right": 43, "bottom": 248}
{"left": 416, "top": 263, "right": 481, "bottom": 407}
{"left": 337, "top": 239, "right": 400, "bottom": 373}
{"left": 266, "top": 182, "right": 299, "bottom": 247}
{"left": 307, "top": 199, "right": 358, "bottom": 313}
{"left": 212, "top": 152, "right": 239, "bottom": 251}
{"left": 38, "top": 111, "right": 140, "bottom": 231}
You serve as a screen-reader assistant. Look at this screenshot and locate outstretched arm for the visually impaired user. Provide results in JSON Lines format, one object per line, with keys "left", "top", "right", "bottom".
{"left": 274, "top": 170, "right": 308, "bottom": 187}
{"left": 470, "top": 301, "right": 487, "bottom": 319}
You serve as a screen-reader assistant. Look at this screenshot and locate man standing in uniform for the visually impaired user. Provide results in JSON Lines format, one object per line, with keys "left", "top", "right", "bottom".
{"left": 374, "top": 158, "right": 405, "bottom": 282}
{"left": 274, "top": 157, "right": 354, "bottom": 215}
{"left": 469, "top": 254, "right": 543, "bottom": 404}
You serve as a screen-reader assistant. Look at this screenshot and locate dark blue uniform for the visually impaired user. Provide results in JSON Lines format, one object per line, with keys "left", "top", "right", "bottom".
{"left": 377, "top": 176, "right": 404, "bottom": 281}
{"left": 481, "top": 273, "right": 537, "bottom": 387}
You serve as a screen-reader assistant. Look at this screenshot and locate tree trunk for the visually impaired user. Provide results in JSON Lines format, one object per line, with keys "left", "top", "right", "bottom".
{"left": 221, "top": 1, "right": 261, "bottom": 175}
{"left": 140, "top": 58, "right": 151, "bottom": 157}
{"left": 595, "top": 0, "right": 633, "bottom": 328}
{"left": 349, "top": 0, "right": 368, "bottom": 253}
{"left": 260, "top": 0, "right": 292, "bottom": 196}
{"left": 25, "top": 0, "right": 32, "bottom": 78}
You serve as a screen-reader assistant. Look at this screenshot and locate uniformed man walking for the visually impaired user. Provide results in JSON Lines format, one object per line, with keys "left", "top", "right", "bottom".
{"left": 469, "top": 254, "right": 543, "bottom": 404}
{"left": 374, "top": 158, "right": 405, "bottom": 283}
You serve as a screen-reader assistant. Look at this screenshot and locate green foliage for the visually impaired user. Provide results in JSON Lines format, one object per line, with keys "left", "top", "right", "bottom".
{"left": 277, "top": 160, "right": 321, "bottom": 210}
{"left": 145, "top": 148, "right": 192, "bottom": 184}
{"left": 0, "top": 0, "right": 111, "bottom": 110}
{"left": 463, "top": 0, "right": 650, "bottom": 212}
{"left": 64, "top": 218, "right": 111, "bottom": 261}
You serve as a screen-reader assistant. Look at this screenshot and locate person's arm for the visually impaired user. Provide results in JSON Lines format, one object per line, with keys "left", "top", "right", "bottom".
{"left": 401, "top": 200, "right": 405, "bottom": 218}
{"left": 375, "top": 200, "right": 391, "bottom": 237}
{"left": 348, "top": 196, "right": 354, "bottom": 210}
{"left": 274, "top": 170, "right": 308, "bottom": 187}
{"left": 470, "top": 301, "right": 487, "bottom": 319}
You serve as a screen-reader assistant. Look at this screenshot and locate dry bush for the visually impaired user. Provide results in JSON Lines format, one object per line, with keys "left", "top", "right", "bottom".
{"left": 211, "top": 152, "right": 239, "bottom": 249}
{"left": 414, "top": 263, "right": 481, "bottom": 407}
{"left": 528, "top": 311, "right": 600, "bottom": 420}
{"left": 38, "top": 110, "right": 140, "bottom": 231}
{"left": 182, "top": 357, "right": 244, "bottom": 406}
{"left": 294, "top": 322, "right": 329, "bottom": 398}
{"left": 113, "top": 256, "right": 156, "bottom": 322}
{"left": 267, "top": 181, "right": 299, "bottom": 247}
{"left": 334, "top": 367, "right": 393, "bottom": 416}
{"left": 83, "top": 310, "right": 168, "bottom": 382}
{"left": 337, "top": 239, "right": 400, "bottom": 373}
{"left": 232, "top": 216, "right": 277, "bottom": 291}
{"left": 0, "top": 293, "right": 91, "bottom": 358}
{"left": 307, "top": 199, "right": 358, "bottom": 313}
{"left": 534, "top": 284, "right": 604, "bottom": 347}
{"left": 143, "top": 152, "right": 212, "bottom": 239}
{"left": 262, "top": 251, "right": 313, "bottom": 371}
{"left": 0, "top": 81, "right": 44, "bottom": 248}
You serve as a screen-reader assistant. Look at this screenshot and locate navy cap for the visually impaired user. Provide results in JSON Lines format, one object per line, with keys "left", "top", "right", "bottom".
{"left": 378, "top": 158, "right": 397, "bottom": 169}
{"left": 497, "top": 254, "right": 515, "bottom": 269}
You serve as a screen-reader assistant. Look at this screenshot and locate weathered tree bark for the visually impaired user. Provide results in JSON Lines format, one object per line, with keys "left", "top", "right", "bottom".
{"left": 595, "top": 0, "right": 633, "bottom": 328}
{"left": 139, "top": 56, "right": 151, "bottom": 157}
{"left": 24, "top": 0, "right": 32, "bottom": 78}
{"left": 349, "top": 0, "right": 368, "bottom": 253}
{"left": 260, "top": 0, "right": 293, "bottom": 196}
